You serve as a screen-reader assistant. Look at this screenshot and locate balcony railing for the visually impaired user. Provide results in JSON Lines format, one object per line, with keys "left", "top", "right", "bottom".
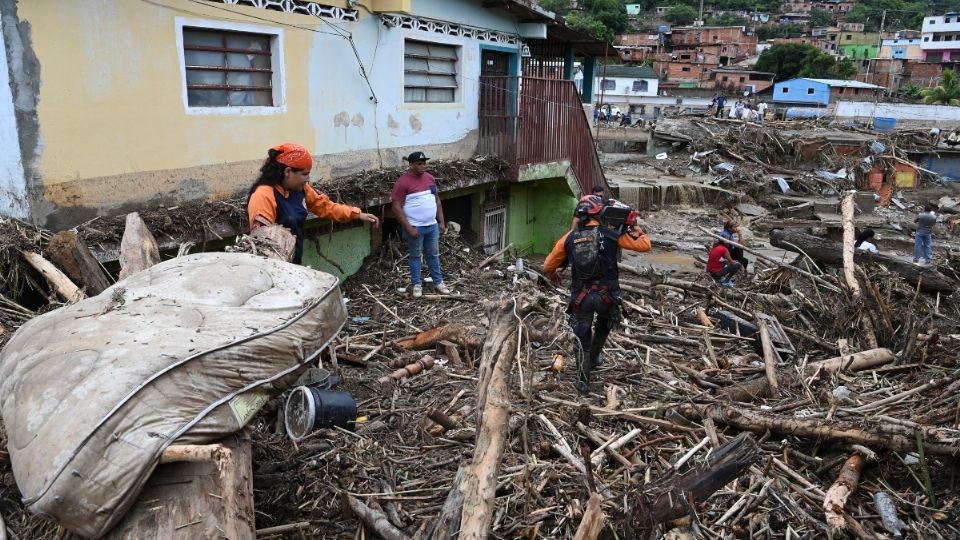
{"left": 478, "top": 76, "right": 605, "bottom": 194}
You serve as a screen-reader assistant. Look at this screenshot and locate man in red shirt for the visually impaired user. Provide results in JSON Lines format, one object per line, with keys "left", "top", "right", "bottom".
{"left": 706, "top": 240, "right": 741, "bottom": 288}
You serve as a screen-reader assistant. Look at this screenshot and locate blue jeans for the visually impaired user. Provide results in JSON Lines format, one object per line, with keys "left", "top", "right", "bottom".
{"left": 402, "top": 223, "right": 443, "bottom": 285}
{"left": 914, "top": 232, "right": 933, "bottom": 261}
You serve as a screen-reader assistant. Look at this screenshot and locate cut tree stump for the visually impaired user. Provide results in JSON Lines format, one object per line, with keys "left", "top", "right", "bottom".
{"left": 46, "top": 230, "right": 111, "bottom": 295}
{"left": 770, "top": 228, "right": 956, "bottom": 293}
{"left": 119, "top": 212, "right": 161, "bottom": 280}
{"left": 104, "top": 434, "right": 254, "bottom": 540}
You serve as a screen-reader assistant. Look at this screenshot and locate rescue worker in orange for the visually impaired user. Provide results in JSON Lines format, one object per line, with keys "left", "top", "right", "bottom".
{"left": 247, "top": 143, "right": 379, "bottom": 264}
{"left": 544, "top": 195, "right": 652, "bottom": 393}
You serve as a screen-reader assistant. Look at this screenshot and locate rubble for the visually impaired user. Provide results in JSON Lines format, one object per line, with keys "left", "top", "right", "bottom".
{"left": 2, "top": 139, "right": 960, "bottom": 538}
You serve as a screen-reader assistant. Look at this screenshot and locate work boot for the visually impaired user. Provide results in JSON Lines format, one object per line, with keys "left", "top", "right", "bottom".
{"left": 435, "top": 282, "right": 451, "bottom": 294}
{"left": 412, "top": 284, "right": 423, "bottom": 298}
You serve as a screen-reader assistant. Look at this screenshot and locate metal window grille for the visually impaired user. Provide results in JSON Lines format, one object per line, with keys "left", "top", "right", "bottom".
{"left": 601, "top": 79, "right": 616, "bottom": 90}
{"left": 482, "top": 205, "right": 507, "bottom": 255}
{"left": 183, "top": 28, "right": 274, "bottom": 107}
{"left": 404, "top": 40, "right": 459, "bottom": 103}
{"left": 632, "top": 80, "right": 649, "bottom": 92}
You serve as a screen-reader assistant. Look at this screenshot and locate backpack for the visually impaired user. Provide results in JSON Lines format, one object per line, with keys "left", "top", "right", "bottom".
{"left": 570, "top": 227, "right": 602, "bottom": 281}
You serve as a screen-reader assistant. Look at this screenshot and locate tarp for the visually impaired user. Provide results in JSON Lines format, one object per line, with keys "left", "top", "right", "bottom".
{"left": 0, "top": 253, "right": 346, "bottom": 538}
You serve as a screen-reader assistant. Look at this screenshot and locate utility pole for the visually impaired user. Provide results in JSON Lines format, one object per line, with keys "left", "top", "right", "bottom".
{"left": 868, "top": 9, "right": 887, "bottom": 127}
{"left": 865, "top": 9, "right": 886, "bottom": 86}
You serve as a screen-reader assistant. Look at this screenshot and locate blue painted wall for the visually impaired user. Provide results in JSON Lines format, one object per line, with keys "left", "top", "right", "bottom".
{"left": 772, "top": 79, "right": 830, "bottom": 106}
{"left": 919, "top": 154, "right": 960, "bottom": 181}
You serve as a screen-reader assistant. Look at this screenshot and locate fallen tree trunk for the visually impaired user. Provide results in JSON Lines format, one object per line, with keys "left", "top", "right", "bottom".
{"left": 718, "top": 348, "right": 895, "bottom": 402}
{"left": 841, "top": 193, "right": 878, "bottom": 349}
{"left": 395, "top": 324, "right": 485, "bottom": 350}
{"left": 823, "top": 453, "right": 867, "bottom": 531}
{"left": 118, "top": 212, "right": 161, "bottom": 280}
{"left": 46, "top": 230, "right": 112, "bottom": 296}
{"left": 573, "top": 493, "right": 604, "bottom": 540}
{"left": 459, "top": 300, "right": 521, "bottom": 539}
{"left": 623, "top": 432, "right": 760, "bottom": 534}
{"left": 769, "top": 228, "right": 956, "bottom": 293}
{"left": 679, "top": 402, "right": 958, "bottom": 455}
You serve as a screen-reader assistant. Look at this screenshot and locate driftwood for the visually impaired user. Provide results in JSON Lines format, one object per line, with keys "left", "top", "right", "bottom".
{"left": 719, "top": 348, "right": 896, "bottom": 402}
{"left": 459, "top": 300, "right": 520, "bottom": 539}
{"left": 395, "top": 324, "right": 485, "bottom": 350}
{"left": 770, "top": 228, "right": 956, "bottom": 293}
{"left": 377, "top": 356, "right": 435, "bottom": 385}
{"left": 346, "top": 495, "right": 411, "bottom": 540}
{"left": 841, "top": 194, "right": 879, "bottom": 348}
{"left": 46, "top": 230, "right": 111, "bottom": 295}
{"left": 118, "top": 212, "right": 161, "bottom": 279}
{"left": 243, "top": 224, "right": 296, "bottom": 262}
{"left": 573, "top": 493, "right": 604, "bottom": 540}
{"left": 680, "top": 402, "right": 959, "bottom": 455}
{"left": 756, "top": 318, "right": 780, "bottom": 397}
{"left": 425, "top": 466, "right": 465, "bottom": 540}
{"left": 823, "top": 453, "right": 868, "bottom": 530}
{"left": 20, "top": 251, "right": 85, "bottom": 303}
{"left": 624, "top": 432, "right": 760, "bottom": 533}
{"left": 105, "top": 435, "right": 254, "bottom": 540}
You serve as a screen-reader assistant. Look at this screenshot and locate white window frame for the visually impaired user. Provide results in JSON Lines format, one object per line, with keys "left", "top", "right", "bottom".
{"left": 175, "top": 17, "right": 286, "bottom": 116}
{"left": 402, "top": 36, "right": 463, "bottom": 108}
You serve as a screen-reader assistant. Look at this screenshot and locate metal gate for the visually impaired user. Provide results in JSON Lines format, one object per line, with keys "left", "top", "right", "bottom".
{"left": 483, "top": 205, "right": 507, "bottom": 255}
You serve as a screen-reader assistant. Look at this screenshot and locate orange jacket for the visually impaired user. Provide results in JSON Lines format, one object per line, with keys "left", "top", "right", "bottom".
{"left": 543, "top": 225, "right": 651, "bottom": 282}
{"left": 247, "top": 183, "right": 359, "bottom": 228}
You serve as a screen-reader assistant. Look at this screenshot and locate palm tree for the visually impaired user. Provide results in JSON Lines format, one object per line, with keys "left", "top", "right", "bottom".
{"left": 921, "top": 69, "right": 960, "bottom": 105}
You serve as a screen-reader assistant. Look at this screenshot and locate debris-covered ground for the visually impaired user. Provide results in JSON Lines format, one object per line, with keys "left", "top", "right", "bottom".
{"left": 2, "top": 126, "right": 960, "bottom": 538}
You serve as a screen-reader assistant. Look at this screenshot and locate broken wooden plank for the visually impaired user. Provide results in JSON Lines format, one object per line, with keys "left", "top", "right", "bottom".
{"left": 118, "top": 212, "right": 161, "bottom": 280}
{"left": 46, "top": 230, "right": 112, "bottom": 296}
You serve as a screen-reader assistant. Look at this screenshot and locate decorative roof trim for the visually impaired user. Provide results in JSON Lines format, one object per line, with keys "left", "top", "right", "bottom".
{"left": 380, "top": 13, "right": 519, "bottom": 45}
{"left": 216, "top": 0, "right": 359, "bottom": 22}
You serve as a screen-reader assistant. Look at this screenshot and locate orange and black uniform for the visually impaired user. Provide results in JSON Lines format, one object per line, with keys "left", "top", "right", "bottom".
{"left": 544, "top": 222, "right": 651, "bottom": 390}
{"left": 248, "top": 183, "right": 359, "bottom": 264}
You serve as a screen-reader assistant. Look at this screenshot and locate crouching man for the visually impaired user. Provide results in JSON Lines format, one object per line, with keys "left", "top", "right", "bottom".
{"left": 544, "top": 195, "right": 652, "bottom": 393}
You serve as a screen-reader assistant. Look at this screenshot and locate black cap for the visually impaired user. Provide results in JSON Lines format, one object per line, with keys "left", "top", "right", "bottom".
{"left": 405, "top": 151, "right": 430, "bottom": 163}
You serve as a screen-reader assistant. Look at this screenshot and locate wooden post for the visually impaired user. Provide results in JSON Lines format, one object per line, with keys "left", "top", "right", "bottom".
{"left": 104, "top": 435, "right": 255, "bottom": 540}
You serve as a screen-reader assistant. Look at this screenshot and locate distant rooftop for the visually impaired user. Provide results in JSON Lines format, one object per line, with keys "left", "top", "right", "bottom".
{"left": 796, "top": 78, "right": 885, "bottom": 89}
{"left": 598, "top": 65, "right": 659, "bottom": 79}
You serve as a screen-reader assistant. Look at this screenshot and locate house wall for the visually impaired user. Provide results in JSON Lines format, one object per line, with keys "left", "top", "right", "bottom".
{"left": 4, "top": 0, "right": 523, "bottom": 229}
{"left": 835, "top": 101, "right": 960, "bottom": 128}
{"left": 839, "top": 44, "right": 878, "bottom": 59}
{"left": 301, "top": 222, "right": 373, "bottom": 281}
{"left": 773, "top": 79, "right": 830, "bottom": 105}
{"left": 507, "top": 177, "right": 577, "bottom": 255}
{"left": 596, "top": 76, "right": 658, "bottom": 98}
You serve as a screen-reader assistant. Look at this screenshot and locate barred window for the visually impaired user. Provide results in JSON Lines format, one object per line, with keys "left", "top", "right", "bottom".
{"left": 404, "top": 40, "right": 459, "bottom": 103}
{"left": 182, "top": 27, "right": 275, "bottom": 107}
{"left": 601, "top": 79, "right": 616, "bottom": 90}
{"left": 632, "top": 80, "right": 649, "bottom": 92}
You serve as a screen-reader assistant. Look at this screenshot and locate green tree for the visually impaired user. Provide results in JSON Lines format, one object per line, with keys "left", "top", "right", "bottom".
{"left": 755, "top": 44, "right": 818, "bottom": 81}
{"left": 807, "top": 8, "right": 834, "bottom": 28}
{"left": 538, "top": 0, "right": 573, "bottom": 15}
{"left": 900, "top": 83, "right": 922, "bottom": 102}
{"left": 921, "top": 69, "right": 960, "bottom": 105}
{"left": 706, "top": 13, "right": 748, "bottom": 26}
{"left": 757, "top": 44, "right": 858, "bottom": 81}
{"left": 665, "top": 5, "right": 698, "bottom": 25}
{"left": 565, "top": 11, "right": 613, "bottom": 42}
{"left": 584, "top": 0, "right": 629, "bottom": 35}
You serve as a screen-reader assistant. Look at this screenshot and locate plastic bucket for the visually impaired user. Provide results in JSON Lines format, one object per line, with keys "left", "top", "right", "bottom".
{"left": 284, "top": 386, "right": 358, "bottom": 441}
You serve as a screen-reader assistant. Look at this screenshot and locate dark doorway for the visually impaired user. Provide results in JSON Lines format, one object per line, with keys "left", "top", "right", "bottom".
{"left": 441, "top": 194, "right": 476, "bottom": 245}
{"left": 478, "top": 50, "right": 518, "bottom": 158}
{"left": 481, "top": 50, "right": 511, "bottom": 76}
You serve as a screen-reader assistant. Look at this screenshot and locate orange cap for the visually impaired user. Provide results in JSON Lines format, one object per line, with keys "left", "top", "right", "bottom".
{"left": 271, "top": 142, "right": 313, "bottom": 170}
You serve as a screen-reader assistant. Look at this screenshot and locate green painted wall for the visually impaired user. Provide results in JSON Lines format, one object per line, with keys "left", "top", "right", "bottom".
{"left": 301, "top": 223, "right": 371, "bottom": 281}
{"left": 840, "top": 44, "right": 878, "bottom": 59}
{"left": 507, "top": 178, "right": 577, "bottom": 255}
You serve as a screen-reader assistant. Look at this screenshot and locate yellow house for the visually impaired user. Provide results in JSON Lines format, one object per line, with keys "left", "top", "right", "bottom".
{"left": 0, "top": 0, "right": 565, "bottom": 229}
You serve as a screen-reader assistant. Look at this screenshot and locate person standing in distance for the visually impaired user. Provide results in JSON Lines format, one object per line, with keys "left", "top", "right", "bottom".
{"left": 392, "top": 151, "right": 450, "bottom": 298}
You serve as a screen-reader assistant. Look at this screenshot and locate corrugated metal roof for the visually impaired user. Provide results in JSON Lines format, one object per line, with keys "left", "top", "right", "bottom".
{"left": 598, "top": 65, "right": 658, "bottom": 79}
{"left": 797, "top": 78, "right": 885, "bottom": 89}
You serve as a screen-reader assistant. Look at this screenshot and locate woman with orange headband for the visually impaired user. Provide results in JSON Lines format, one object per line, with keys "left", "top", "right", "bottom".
{"left": 247, "top": 143, "right": 379, "bottom": 264}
